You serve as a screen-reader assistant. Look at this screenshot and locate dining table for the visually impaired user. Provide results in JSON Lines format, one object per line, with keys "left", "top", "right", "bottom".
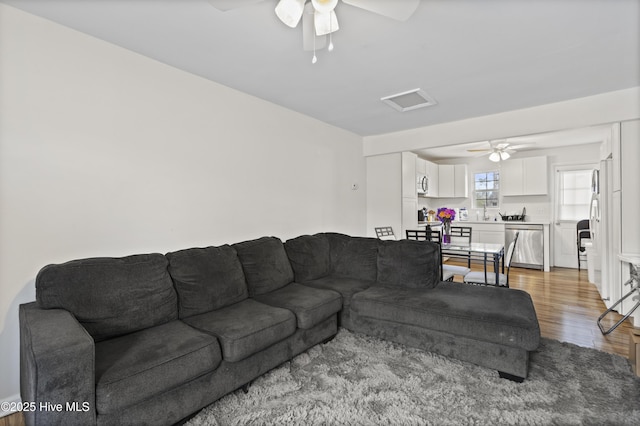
{"left": 441, "top": 241, "right": 505, "bottom": 285}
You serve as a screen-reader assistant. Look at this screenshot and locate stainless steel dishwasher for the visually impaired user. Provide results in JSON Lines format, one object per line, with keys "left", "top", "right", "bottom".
{"left": 505, "top": 224, "right": 544, "bottom": 270}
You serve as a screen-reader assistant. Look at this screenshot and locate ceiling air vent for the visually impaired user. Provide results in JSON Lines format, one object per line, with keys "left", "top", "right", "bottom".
{"left": 381, "top": 88, "right": 437, "bottom": 112}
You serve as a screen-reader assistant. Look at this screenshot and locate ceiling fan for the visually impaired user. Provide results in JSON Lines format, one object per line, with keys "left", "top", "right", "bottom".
{"left": 467, "top": 140, "right": 534, "bottom": 162}
{"left": 207, "top": 0, "right": 420, "bottom": 62}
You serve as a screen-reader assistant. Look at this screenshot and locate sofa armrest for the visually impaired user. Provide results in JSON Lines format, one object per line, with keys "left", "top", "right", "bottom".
{"left": 20, "top": 302, "right": 96, "bottom": 426}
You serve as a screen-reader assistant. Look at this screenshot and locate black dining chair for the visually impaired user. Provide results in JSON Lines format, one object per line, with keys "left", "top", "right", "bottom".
{"left": 463, "top": 232, "right": 519, "bottom": 288}
{"left": 374, "top": 226, "right": 396, "bottom": 240}
{"left": 446, "top": 226, "right": 473, "bottom": 267}
{"left": 576, "top": 219, "right": 590, "bottom": 270}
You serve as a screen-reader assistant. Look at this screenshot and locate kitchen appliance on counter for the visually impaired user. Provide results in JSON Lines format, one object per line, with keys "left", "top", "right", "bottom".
{"left": 505, "top": 223, "right": 544, "bottom": 270}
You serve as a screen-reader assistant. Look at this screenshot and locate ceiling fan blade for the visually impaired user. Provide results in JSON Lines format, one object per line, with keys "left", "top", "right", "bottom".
{"left": 467, "top": 149, "right": 492, "bottom": 152}
{"left": 508, "top": 143, "right": 536, "bottom": 150}
{"left": 302, "top": 3, "right": 327, "bottom": 51}
{"left": 206, "top": 0, "right": 264, "bottom": 12}
{"left": 341, "top": 0, "right": 419, "bottom": 21}
{"left": 275, "top": 0, "right": 306, "bottom": 28}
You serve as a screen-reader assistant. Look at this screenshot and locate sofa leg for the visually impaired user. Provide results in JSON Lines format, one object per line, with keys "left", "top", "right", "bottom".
{"left": 498, "top": 371, "right": 525, "bottom": 383}
{"left": 321, "top": 334, "right": 337, "bottom": 345}
{"left": 241, "top": 382, "right": 251, "bottom": 394}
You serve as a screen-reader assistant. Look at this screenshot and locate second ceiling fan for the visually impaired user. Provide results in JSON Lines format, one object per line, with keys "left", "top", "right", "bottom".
{"left": 468, "top": 140, "right": 534, "bottom": 162}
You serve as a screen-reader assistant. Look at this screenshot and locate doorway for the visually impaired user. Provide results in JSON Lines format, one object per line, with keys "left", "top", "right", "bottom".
{"left": 552, "top": 165, "right": 596, "bottom": 268}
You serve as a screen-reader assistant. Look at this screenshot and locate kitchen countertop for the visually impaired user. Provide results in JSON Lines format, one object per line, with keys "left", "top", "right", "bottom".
{"left": 420, "top": 220, "right": 551, "bottom": 226}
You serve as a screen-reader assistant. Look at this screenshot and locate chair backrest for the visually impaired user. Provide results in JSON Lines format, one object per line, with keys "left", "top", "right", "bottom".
{"left": 449, "top": 226, "right": 472, "bottom": 244}
{"left": 375, "top": 226, "right": 396, "bottom": 240}
{"left": 577, "top": 219, "right": 590, "bottom": 244}
{"left": 406, "top": 229, "right": 441, "bottom": 242}
{"left": 505, "top": 231, "right": 520, "bottom": 269}
{"left": 577, "top": 219, "right": 590, "bottom": 232}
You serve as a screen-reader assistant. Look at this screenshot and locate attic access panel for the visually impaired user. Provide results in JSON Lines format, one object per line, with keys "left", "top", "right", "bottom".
{"left": 381, "top": 88, "right": 437, "bottom": 112}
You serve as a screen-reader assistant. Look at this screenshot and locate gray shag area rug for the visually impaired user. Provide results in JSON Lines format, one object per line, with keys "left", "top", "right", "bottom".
{"left": 186, "top": 329, "right": 640, "bottom": 425}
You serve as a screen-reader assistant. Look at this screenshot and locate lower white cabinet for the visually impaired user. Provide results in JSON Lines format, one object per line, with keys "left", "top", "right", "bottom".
{"left": 465, "top": 223, "right": 505, "bottom": 245}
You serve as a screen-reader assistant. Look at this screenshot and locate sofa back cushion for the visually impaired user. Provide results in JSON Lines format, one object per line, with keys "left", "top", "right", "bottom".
{"left": 166, "top": 245, "right": 248, "bottom": 318}
{"left": 284, "top": 234, "right": 331, "bottom": 282}
{"left": 324, "top": 233, "right": 378, "bottom": 282}
{"left": 377, "top": 239, "right": 441, "bottom": 289}
{"left": 36, "top": 253, "right": 177, "bottom": 341}
{"left": 233, "top": 237, "right": 294, "bottom": 296}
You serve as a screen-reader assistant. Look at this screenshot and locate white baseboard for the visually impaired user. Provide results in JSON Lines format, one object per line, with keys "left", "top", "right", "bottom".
{"left": 0, "top": 393, "right": 21, "bottom": 418}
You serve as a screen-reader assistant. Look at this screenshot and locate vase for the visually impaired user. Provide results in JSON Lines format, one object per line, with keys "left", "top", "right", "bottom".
{"left": 443, "top": 221, "right": 451, "bottom": 243}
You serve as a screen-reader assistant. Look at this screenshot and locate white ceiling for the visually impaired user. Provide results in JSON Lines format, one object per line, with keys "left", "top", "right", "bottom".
{"left": 3, "top": 0, "right": 639, "bottom": 138}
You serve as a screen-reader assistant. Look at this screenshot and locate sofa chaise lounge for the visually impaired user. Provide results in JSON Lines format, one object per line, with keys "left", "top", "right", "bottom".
{"left": 20, "top": 232, "right": 540, "bottom": 425}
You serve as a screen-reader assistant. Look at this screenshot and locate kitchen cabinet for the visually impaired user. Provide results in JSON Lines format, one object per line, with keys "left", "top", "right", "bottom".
{"left": 426, "top": 160, "right": 439, "bottom": 197}
{"left": 501, "top": 156, "right": 548, "bottom": 196}
{"left": 416, "top": 157, "right": 426, "bottom": 176}
{"left": 438, "top": 164, "right": 467, "bottom": 198}
{"left": 466, "top": 222, "right": 505, "bottom": 245}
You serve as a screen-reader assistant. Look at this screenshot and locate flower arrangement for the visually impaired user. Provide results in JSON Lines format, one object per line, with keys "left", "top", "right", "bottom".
{"left": 437, "top": 207, "right": 456, "bottom": 223}
{"left": 437, "top": 207, "right": 455, "bottom": 243}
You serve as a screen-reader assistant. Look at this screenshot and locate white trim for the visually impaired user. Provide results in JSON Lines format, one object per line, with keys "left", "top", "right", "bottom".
{"left": 0, "top": 393, "right": 22, "bottom": 417}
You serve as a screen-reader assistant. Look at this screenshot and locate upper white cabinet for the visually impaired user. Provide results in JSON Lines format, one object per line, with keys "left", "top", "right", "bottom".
{"left": 426, "top": 160, "right": 439, "bottom": 197}
{"left": 438, "top": 164, "right": 468, "bottom": 198}
{"left": 501, "top": 156, "right": 548, "bottom": 196}
{"left": 416, "top": 157, "right": 426, "bottom": 175}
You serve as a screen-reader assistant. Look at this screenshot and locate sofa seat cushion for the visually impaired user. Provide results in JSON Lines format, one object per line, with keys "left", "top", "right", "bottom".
{"left": 351, "top": 282, "right": 540, "bottom": 351}
{"left": 95, "top": 320, "right": 221, "bottom": 414}
{"left": 182, "top": 299, "right": 296, "bottom": 362}
{"left": 302, "top": 276, "right": 374, "bottom": 307}
{"left": 253, "top": 283, "right": 342, "bottom": 329}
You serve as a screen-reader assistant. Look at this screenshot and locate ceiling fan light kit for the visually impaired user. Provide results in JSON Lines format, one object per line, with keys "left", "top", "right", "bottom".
{"left": 489, "top": 151, "right": 501, "bottom": 162}
{"left": 488, "top": 148, "right": 512, "bottom": 162}
{"left": 468, "top": 140, "right": 533, "bottom": 162}
{"left": 271, "top": 0, "right": 419, "bottom": 63}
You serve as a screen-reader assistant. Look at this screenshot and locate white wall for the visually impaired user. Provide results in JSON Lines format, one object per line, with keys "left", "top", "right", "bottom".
{"left": 0, "top": 4, "right": 366, "bottom": 408}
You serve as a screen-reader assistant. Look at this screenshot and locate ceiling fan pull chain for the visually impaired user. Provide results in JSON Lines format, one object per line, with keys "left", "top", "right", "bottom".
{"left": 312, "top": 27, "right": 318, "bottom": 64}
{"left": 328, "top": 12, "right": 334, "bottom": 51}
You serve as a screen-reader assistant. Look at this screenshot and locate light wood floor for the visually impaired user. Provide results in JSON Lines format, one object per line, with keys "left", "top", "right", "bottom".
{"left": 2, "top": 265, "right": 635, "bottom": 426}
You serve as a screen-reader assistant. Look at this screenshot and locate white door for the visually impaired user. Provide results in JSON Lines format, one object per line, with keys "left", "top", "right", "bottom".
{"left": 553, "top": 165, "right": 596, "bottom": 268}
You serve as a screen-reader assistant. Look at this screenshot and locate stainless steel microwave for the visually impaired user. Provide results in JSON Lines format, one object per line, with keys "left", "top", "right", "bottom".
{"left": 417, "top": 174, "right": 429, "bottom": 195}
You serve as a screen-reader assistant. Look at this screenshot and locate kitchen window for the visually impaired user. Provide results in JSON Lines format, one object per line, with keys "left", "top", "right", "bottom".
{"left": 474, "top": 171, "right": 499, "bottom": 208}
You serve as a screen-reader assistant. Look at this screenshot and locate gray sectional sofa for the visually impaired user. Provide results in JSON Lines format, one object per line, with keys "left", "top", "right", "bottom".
{"left": 20, "top": 233, "right": 540, "bottom": 426}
